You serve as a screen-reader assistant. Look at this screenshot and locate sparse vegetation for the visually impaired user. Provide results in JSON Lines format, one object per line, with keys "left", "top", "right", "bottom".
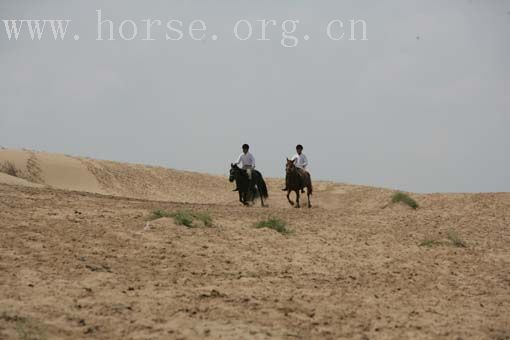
{"left": 391, "top": 192, "right": 419, "bottom": 209}
{"left": 0, "top": 313, "right": 47, "bottom": 340}
{"left": 255, "top": 218, "right": 290, "bottom": 234}
{"left": 150, "top": 209, "right": 212, "bottom": 228}
{"left": 171, "top": 210, "right": 194, "bottom": 227}
{"left": 192, "top": 211, "right": 213, "bottom": 227}
{"left": 150, "top": 209, "right": 173, "bottom": 220}
{"left": 16, "top": 317, "right": 47, "bottom": 340}
{"left": 419, "top": 230, "right": 467, "bottom": 248}
{"left": 0, "top": 161, "right": 19, "bottom": 177}
{"left": 447, "top": 230, "right": 467, "bottom": 248}
{"left": 419, "top": 239, "right": 444, "bottom": 247}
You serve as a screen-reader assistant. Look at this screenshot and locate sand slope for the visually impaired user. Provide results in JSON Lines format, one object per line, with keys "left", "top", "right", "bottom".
{"left": 0, "top": 149, "right": 509, "bottom": 340}
{"left": 0, "top": 173, "right": 43, "bottom": 188}
{"left": 0, "top": 149, "right": 103, "bottom": 193}
{"left": 0, "top": 149, "right": 233, "bottom": 202}
{"left": 0, "top": 149, "right": 393, "bottom": 209}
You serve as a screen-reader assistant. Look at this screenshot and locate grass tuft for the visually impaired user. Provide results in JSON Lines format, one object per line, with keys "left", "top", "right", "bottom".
{"left": 150, "top": 209, "right": 212, "bottom": 228}
{"left": 150, "top": 209, "right": 173, "bottom": 220}
{"left": 171, "top": 210, "right": 194, "bottom": 227}
{"left": 255, "top": 218, "right": 290, "bottom": 234}
{"left": 447, "top": 230, "right": 467, "bottom": 248}
{"left": 419, "top": 239, "right": 444, "bottom": 247}
{"left": 0, "top": 313, "right": 48, "bottom": 340}
{"left": 391, "top": 192, "right": 419, "bottom": 209}
{"left": 419, "top": 230, "right": 467, "bottom": 248}
{"left": 193, "top": 212, "right": 213, "bottom": 227}
{"left": 16, "top": 318, "right": 47, "bottom": 340}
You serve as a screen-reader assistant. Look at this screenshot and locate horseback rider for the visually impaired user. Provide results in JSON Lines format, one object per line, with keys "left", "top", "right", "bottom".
{"left": 282, "top": 144, "right": 309, "bottom": 192}
{"left": 233, "top": 144, "right": 255, "bottom": 192}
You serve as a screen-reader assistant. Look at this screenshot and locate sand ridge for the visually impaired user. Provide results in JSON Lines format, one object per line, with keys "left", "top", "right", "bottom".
{"left": 0, "top": 149, "right": 391, "bottom": 208}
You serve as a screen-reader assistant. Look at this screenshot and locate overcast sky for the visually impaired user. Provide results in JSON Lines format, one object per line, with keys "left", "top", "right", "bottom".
{"left": 1, "top": 0, "right": 509, "bottom": 193}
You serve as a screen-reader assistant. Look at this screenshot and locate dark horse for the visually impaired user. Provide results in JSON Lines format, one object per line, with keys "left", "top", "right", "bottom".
{"left": 285, "top": 158, "right": 312, "bottom": 208}
{"left": 229, "top": 164, "right": 268, "bottom": 207}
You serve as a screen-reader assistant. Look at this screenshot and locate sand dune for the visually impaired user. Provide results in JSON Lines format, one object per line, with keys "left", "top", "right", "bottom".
{"left": 0, "top": 149, "right": 509, "bottom": 339}
{"left": 0, "top": 148, "right": 392, "bottom": 208}
{"left": 0, "top": 172, "right": 43, "bottom": 188}
{"left": 0, "top": 149, "right": 102, "bottom": 193}
{"left": 0, "top": 149, "right": 233, "bottom": 202}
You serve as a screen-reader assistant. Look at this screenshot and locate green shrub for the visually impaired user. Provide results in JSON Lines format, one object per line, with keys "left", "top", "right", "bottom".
{"left": 150, "top": 209, "right": 212, "bottom": 228}
{"left": 172, "top": 210, "right": 194, "bottom": 227}
{"left": 392, "top": 192, "right": 419, "bottom": 209}
{"left": 255, "top": 218, "right": 290, "bottom": 234}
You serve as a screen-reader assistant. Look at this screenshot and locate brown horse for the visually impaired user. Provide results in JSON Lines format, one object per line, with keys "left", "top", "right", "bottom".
{"left": 285, "top": 158, "right": 312, "bottom": 208}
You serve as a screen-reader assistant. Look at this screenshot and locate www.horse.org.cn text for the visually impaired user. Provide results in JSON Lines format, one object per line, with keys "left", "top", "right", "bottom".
{"left": 1, "top": 10, "right": 368, "bottom": 47}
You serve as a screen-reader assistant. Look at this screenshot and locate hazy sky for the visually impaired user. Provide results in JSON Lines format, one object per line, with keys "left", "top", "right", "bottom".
{"left": 1, "top": 1, "right": 509, "bottom": 193}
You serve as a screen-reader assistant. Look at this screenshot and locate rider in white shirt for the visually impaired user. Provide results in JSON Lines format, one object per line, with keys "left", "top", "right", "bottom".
{"left": 292, "top": 149, "right": 308, "bottom": 170}
{"left": 283, "top": 144, "right": 309, "bottom": 192}
{"left": 233, "top": 144, "right": 255, "bottom": 191}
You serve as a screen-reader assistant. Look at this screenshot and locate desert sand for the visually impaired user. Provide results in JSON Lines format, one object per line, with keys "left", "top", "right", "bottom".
{"left": 0, "top": 149, "right": 509, "bottom": 340}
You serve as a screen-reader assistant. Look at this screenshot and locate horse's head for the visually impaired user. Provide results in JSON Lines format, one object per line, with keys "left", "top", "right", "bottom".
{"left": 229, "top": 163, "right": 239, "bottom": 182}
{"left": 285, "top": 158, "right": 295, "bottom": 174}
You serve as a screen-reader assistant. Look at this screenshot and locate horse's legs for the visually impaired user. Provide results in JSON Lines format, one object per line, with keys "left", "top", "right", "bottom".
{"left": 249, "top": 190, "right": 254, "bottom": 206}
{"left": 246, "top": 192, "right": 251, "bottom": 206}
{"left": 295, "top": 190, "right": 300, "bottom": 208}
{"left": 248, "top": 188, "right": 255, "bottom": 206}
{"left": 257, "top": 185, "right": 265, "bottom": 207}
{"left": 307, "top": 187, "right": 312, "bottom": 208}
{"left": 241, "top": 191, "right": 249, "bottom": 206}
{"left": 259, "top": 188, "right": 265, "bottom": 207}
{"left": 286, "top": 190, "right": 294, "bottom": 206}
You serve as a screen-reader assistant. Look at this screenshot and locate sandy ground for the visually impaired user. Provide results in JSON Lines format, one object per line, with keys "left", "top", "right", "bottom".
{"left": 0, "top": 149, "right": 509, "bottom": 339}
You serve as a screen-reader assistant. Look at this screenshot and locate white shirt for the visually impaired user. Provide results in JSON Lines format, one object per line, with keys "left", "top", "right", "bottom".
{"left": 291, "top": 153, "right": 308, "bottom": 169}
{"left": 235, "top": 152, "right": 256, "bottom": 168}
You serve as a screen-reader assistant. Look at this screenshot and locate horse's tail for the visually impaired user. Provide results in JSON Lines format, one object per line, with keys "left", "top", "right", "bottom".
{"left": 306, "top": 173, "right": 313, "bottom": 195}
{"left": 258, "top": 175, "right": 269, "bottom": 199}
